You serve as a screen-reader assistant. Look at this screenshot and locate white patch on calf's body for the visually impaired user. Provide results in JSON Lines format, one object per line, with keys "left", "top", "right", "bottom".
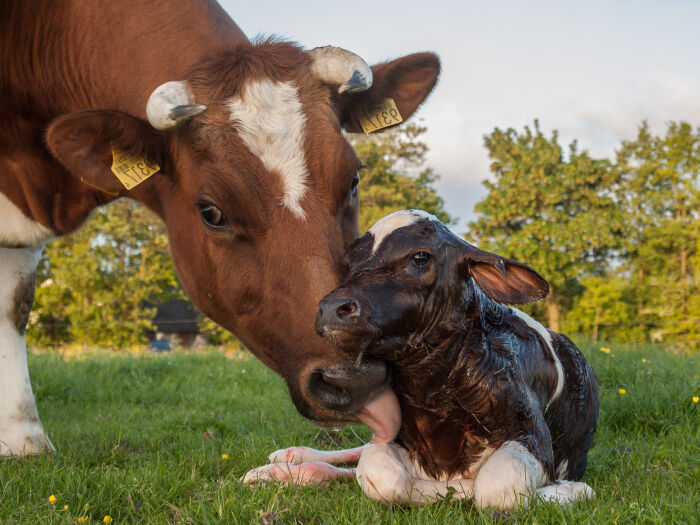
{"left": 511, "top": 308, "right": 564, "bottom": 409}
{"left": 0, "top": 194, "right": 54, "bottom": 248}
{"left": 0, "top": 246, "right": 54, "bottom": 456}
{"left": 228, "top": 80, "right": 309, "bottom": 219}
{"left": 368, "top": 209, "right": 439, "bottom": 253}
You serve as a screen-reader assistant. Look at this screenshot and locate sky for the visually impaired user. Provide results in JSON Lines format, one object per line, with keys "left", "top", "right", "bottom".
{"left": 221, "top": 0, "right": 700, "bottom": 227}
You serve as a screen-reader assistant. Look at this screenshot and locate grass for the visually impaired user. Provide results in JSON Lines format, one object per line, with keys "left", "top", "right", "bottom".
{"left": 0, "top": 343, "right": 698, "bottom": 524}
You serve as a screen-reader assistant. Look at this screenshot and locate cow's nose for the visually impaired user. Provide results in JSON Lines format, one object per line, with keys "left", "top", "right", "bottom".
{"left": 316, "top": 297, "right": 361, "bottom": 334}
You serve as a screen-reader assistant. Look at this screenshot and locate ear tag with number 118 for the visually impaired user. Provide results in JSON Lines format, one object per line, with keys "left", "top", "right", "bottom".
{"left": 110, "top": 145, "right": 160, "bottom": 190}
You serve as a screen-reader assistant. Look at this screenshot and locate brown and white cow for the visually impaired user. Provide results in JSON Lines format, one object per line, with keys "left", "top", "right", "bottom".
{"left": 0, "top": 1, "right": 440, "bottom": 456}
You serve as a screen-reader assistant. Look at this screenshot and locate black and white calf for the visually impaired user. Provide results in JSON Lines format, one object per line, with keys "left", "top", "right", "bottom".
{"left": 245, "top": 210, "right": 599, "bottom": 509}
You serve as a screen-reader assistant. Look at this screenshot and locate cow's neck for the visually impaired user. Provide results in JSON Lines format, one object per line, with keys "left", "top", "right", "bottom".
{"left": 391, "top": 292, "right": 511, "bottom": 480}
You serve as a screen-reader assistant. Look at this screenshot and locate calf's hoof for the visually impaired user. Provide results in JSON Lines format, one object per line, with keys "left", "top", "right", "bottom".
{"left": 536, "top": 481, "right": 595, "bottom": 505}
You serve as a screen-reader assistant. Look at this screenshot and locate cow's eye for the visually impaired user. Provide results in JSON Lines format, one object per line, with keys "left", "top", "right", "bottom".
{"left": 412, "top": 251, "right": 431, "bottom": 268}
{"left": 351, "top": 171, "right": 360, "bottom": 197}
{"left": 198, "top": 203, "right": 229, "bottom": 229}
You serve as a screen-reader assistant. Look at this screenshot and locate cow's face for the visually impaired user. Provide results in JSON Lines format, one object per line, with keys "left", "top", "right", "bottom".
{"left": 46, "top": 43, "right": 440, "bottom": 423}
{"left": 316, "top": 210, "right": 549, "bottom": 363}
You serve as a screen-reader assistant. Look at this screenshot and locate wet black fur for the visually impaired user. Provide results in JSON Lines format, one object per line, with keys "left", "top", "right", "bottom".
{"left": 317, "top": 213, "right": 599, "bottom": 481}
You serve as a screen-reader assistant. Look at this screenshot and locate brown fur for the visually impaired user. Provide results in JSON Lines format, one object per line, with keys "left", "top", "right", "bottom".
{"left": 1, "top": 1, "right": 440, "bottom": 423}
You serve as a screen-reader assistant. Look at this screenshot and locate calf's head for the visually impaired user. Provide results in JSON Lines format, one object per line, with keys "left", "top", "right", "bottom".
{"left": 45, "top": 43, "right": 440, "bottom": 423}
{"left": 317, "top": 210, "right": 549, "bottom": 362}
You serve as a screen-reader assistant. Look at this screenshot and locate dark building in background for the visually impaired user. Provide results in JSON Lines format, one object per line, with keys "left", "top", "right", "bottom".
{"left": 149, "top": 298, "right": 200, "bottom": 347}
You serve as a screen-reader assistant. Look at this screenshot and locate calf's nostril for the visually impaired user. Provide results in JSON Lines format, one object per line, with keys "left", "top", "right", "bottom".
{"left": 336, "top": 300, "right": 358, "bottom": 318}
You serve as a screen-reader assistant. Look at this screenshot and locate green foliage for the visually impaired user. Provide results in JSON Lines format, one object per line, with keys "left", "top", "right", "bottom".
{"left": 29, "top": 201, "right": 180, "bottom": 349}
{"left": 350, "top": 123, "right": 453, "bottom": 232}
{"left": 469, "top": 120, "right": 625, "bottom": 330}
{"left": 614, "top": 121, "right": 700, "bottom": 348}
{"left": 2, "top": 345, "right": 698, "bottom": 523}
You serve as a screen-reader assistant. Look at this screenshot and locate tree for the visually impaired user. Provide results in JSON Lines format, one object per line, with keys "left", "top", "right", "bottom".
{"left": 350, "top": 122, "right": 453, "bottom": 231}
{"left": 29, "top": 201, "right": 181, "bottom": 349}
{"left": 615, "top": 121, "right": 700, "bottom": 346}
{"left": 469, "top": 121, "right": 625, "bottom": 331}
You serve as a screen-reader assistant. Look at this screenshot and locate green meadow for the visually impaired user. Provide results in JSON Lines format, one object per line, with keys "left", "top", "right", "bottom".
{"left": 0, "top": 344, "right": 698, "bottom": 524}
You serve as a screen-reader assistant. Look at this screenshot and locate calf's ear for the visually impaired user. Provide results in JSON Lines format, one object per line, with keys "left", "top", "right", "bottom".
{"left": 46, "top": 110, "right": 166, "bottom": 196}
{"left": 340, "top": 52, "right": 440, "bottom": 133}
{"left": 460, "top": 242, "right": 550, "bottom": 305}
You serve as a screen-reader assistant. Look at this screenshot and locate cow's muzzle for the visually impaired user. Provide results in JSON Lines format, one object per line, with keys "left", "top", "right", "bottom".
{"left": 307, "top": 358, "right": 388, "bottom": 414}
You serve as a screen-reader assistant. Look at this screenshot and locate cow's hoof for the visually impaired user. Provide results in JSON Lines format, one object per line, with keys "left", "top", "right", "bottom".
{"left": 0, "top": 433, "right": 55, "bottom": 458}
{"left": 536, "top": 481, "right": 595, "bottom": 505}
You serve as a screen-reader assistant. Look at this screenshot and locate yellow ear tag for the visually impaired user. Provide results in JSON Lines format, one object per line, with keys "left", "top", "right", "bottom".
{"left": 110, "top": 146, "right": 160, "bottom": 190}
{"left": 358, "top": 98, "right": 403, "bottom": 134}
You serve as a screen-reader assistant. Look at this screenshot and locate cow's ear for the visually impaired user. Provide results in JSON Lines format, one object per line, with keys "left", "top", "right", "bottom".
{"left": 459, "top": 241, "right": 550, "bottom": 305}
{"left": 46, "top": 110, "right": 165, "bottom": 196}
{"left": 341, "top": 52, "right": 440, "bottom": 133}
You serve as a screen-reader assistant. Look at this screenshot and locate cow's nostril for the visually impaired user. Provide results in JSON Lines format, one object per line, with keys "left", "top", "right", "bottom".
{"left": 336, "top": 300, "right": 358, "bottom": 318}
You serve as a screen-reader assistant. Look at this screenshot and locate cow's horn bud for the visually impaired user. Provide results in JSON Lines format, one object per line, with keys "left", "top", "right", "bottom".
{"left": 146, "top": 81, "right": 208, "bottom": 130}
{"left": 308, "top": 46, "right": 373, "bottom": 94}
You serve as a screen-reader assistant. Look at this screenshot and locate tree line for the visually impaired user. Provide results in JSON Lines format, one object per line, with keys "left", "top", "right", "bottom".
{"left": 27, "top": 121, "right": 700, "bottom": 350}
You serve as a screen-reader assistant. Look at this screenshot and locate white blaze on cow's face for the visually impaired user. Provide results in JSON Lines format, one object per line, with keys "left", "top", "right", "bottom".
{"left": 368, "top": 209, "right": 439, "bottom": 253}
{"left": 227, "top": 79, "right": 309, "bottom": 219}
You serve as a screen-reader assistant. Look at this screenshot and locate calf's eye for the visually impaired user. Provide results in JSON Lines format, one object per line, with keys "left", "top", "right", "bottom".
{"left": 412, "top": 251, "right": 431, "bottom": 268}
{"left": 198, "top": 203, "right": 229, "bottom": 229}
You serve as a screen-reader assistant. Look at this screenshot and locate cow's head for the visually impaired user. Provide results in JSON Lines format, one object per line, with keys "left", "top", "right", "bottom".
{"left": 316, "top": 210, "right": 550, "bottom": 363}
{"left": 45, "top": 42, "right": 440, "bottom": 424}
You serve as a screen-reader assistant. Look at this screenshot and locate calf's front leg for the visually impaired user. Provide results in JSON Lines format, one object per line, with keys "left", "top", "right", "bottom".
{"left": 473, "top": 441, "right": 594, "bottom": 509}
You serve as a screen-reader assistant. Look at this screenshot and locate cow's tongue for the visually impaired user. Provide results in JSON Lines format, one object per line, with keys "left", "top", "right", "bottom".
{"left": 356, "top": 387, "right": 401, "bottom": 444}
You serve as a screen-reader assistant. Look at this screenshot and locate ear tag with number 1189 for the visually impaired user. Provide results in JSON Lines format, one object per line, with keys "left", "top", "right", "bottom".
{"left": 359, "top": 98, "right": 403, "bottom": 134}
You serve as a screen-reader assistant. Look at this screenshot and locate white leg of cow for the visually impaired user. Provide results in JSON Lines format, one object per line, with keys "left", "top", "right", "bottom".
{"left": 0, "top": 246, "right": 54, "bottom": 456}
{"left": 356, "top": 443, "right": 474, "bottom": 506}
{"left": 472, "top": 441, "right": 548, "bottom": 510}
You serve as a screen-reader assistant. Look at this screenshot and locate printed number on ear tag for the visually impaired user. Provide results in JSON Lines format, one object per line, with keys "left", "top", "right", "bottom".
{"left": 359, "top": 98, "right": 403, "bottom": 134}
{"left": 110, "top": 146, "right": 160, "bottom": 190}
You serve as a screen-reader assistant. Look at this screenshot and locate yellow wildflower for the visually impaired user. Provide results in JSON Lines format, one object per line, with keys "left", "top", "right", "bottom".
{"left": 619, "top": 388, "right": 626, "bottom": 395}
{"left": 642, "top": 358, "right": 647, "bottom": 363}
{"left": 77, "top": 518, "right": 88, "bottom": 524}
{"left": 600, "top": 347, "right": 610, "bottom": 354}
{"left": 103, "top": 516, "right": 113, "bottom": 524}
{"left": 49, "top": 495, "right": 57, "bottom": 505}
{"left": 693, "top": 396, "right": 699, "bottom": 403}
{"left": 221, "top": 454, "right": 229, "bottom": 460}
{"left": 64, "top": 505, "right": 69, "bottom": 510}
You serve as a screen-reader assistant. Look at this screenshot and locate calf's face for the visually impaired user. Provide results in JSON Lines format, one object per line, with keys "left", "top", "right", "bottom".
{"left": 316, "top": 210, "right": 549, "bottom": 361}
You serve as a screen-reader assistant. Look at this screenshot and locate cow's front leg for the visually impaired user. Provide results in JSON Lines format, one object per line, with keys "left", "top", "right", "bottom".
{"left": 472, "top": 440, "right": 549, "bottom": 509}
{"left": 356, "top": 443, "right": 474, "bottom": 505}
{"left": 0, "top": 246, "right": 54, "bottom": 457}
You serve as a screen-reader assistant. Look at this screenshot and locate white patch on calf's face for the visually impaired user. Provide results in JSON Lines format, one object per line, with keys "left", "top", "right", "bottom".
{"left": 368, "top": 210, "right": 439, "bottom": 253}
{"left": 0, "top": 194, "right": 54, "bottom": 248}
{"left": 510, "top": 308, "right": 564, "bottom": 409}
{"left": 227, "top": 79, "right": 309, "bottom": 219}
